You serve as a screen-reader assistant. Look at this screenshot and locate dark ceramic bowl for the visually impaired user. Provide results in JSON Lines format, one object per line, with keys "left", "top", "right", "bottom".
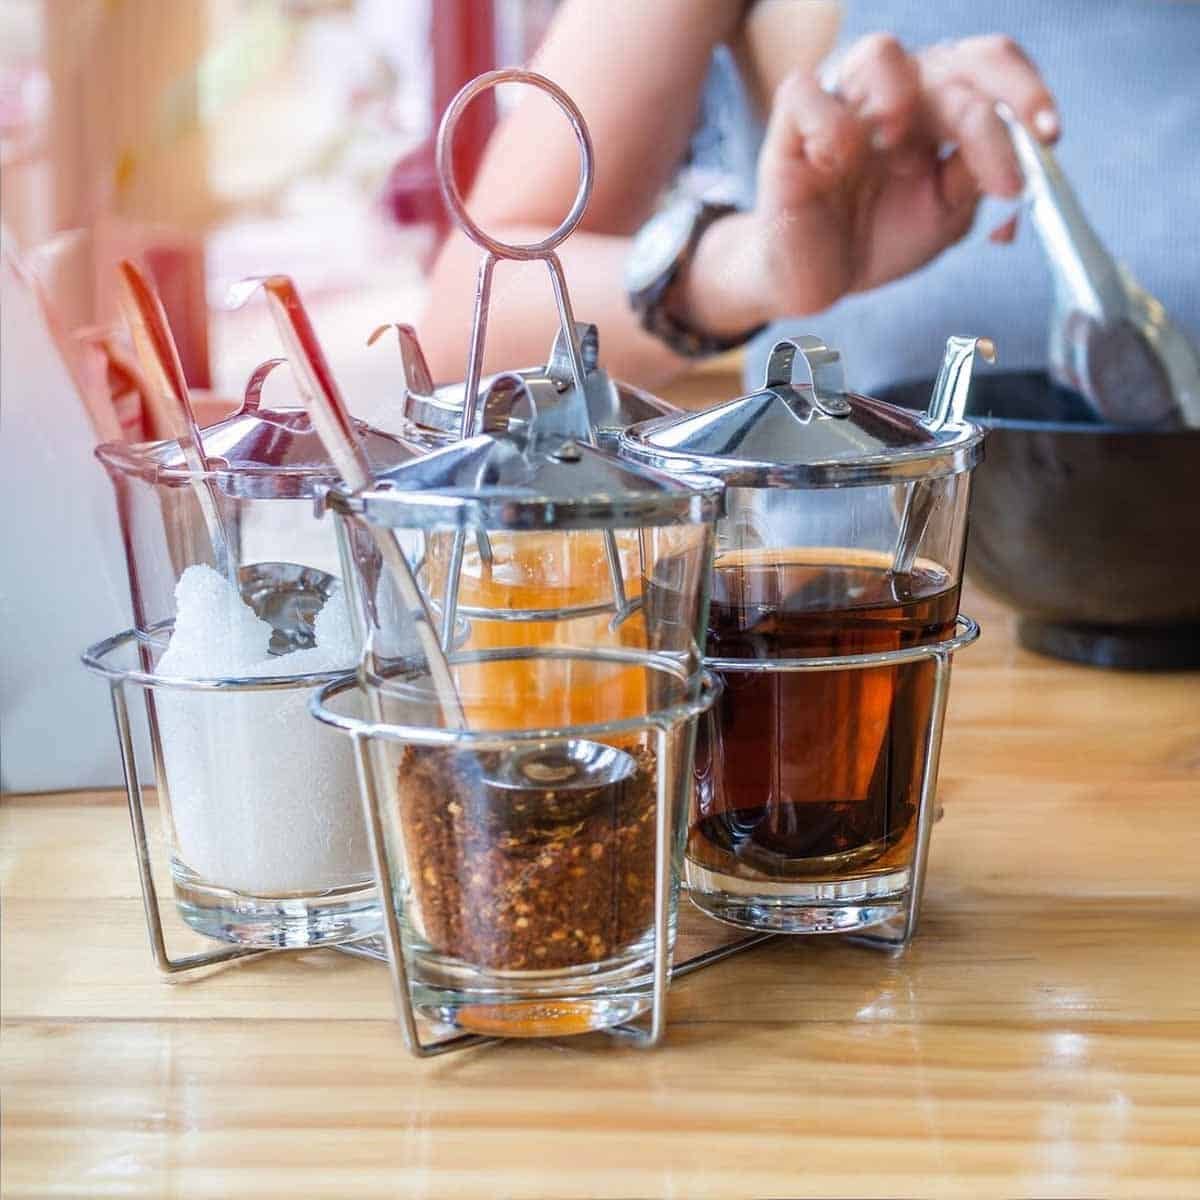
{"left": 879, "top": 371, "right": 1200, "bottom": 670}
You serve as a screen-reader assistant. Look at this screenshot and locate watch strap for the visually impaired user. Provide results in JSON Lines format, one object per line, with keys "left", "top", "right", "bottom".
{"left": 631, "top": 200, "right": 764, "bottom": 358}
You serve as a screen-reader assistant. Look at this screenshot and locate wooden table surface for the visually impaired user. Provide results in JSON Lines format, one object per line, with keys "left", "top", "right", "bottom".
{"left": 4, "top": 583, "right": 1198, "bottom": 1199}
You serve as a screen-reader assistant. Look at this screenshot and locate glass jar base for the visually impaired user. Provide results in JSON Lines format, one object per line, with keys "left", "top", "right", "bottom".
{"left": 407, "top": 933, "right": 668, "bottom": 1038}
{"left": 419, "top": 994, "right": 652, "bottom": 1038}
{"left": 171, "top": 864, "right": 380, "bottom": 948}
{"left": 685, "top": 861, "right": 909, "bottom": 935}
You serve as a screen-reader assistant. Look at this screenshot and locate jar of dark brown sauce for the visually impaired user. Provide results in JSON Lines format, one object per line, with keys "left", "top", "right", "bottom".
{"left": 621, "top": 334, "right": 991, "bottom": 948}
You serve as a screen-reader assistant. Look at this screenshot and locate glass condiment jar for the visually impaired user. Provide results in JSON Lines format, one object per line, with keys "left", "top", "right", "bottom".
{"left": 300, "top": 65, "right": 714, "bottom": 1053}
{"left": 85, "top": 356, "right": 420, "bottom": 954}
{"left": 620, "top": 334, "right": 990, "bottom": 947}
{"left": 366, "top": 325, "right": 679, "bottom": 729}
{"left": 312, "top": 368, "right": 722, "bottom": 1048}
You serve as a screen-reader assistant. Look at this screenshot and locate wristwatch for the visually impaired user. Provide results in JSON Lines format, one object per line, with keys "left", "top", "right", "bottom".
{"left": 627, "top": 196, "right": 764, "bottom": 358}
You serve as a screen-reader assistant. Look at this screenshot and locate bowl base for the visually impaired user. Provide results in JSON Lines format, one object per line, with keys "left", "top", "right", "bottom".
{"left": 1019, "top": 618, "right": 1200, "bottom": 671}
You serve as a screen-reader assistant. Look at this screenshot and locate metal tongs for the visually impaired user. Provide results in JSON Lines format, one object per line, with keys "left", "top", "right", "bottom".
{"left": 997, "top": 103, "right": 1200, "bottom": 428}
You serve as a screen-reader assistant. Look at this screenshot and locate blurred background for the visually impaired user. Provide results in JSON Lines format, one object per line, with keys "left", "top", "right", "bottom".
{"left": 0, "top": 0, "right": 558, "bottom": 403}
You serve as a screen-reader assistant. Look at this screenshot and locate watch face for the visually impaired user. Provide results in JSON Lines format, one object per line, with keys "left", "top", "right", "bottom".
{"left": 626, "top": 201, "right": 701, "bottom": 296}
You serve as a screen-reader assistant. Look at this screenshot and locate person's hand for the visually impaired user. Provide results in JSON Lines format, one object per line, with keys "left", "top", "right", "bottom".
{"left": 746, "top": 33, "right": 1058, "bottom": 318}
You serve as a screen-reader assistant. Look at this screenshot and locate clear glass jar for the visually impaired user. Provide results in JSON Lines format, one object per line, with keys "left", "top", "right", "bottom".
{"left": 94, "top": 397, "right": 417, "bottom": 947}
{"left": 622, "top": 335, "right": 989, "bottom": 944}
{"left": 317, "top": 425, "right": 720, "bottom": 1037}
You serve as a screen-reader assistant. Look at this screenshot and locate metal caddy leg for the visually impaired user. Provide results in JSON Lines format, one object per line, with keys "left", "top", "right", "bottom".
{"left": 108, "top": 676, "right": 272, "bottom": 976}
{"left": 848, "top": 646, "right": 956, "bottom": 953}
{"left": 85, "top": 627, "right": 357, "bottom": 978}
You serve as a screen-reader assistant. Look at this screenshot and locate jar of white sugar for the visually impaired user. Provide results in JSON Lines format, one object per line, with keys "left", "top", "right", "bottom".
{"left": 88, "top": 360, "right": 421, "bottom": 951}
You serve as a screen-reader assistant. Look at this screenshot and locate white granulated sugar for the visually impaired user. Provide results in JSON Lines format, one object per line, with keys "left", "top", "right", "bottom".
{"left": 156, "top": 563, "right": 276, "bottom": 678}
{"left": 155, "top": 564, "right": 369, "bottom": 895}
{"left": 309, "top": 584, "right": 359, "bottom": 671}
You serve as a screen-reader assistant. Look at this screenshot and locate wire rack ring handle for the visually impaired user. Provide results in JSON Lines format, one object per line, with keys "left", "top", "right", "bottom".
{"left": 436, "top": 68, "right": 595, "bottom": 261}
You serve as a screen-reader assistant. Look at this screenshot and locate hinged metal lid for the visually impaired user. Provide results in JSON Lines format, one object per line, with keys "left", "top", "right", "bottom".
{"left": 375, "top": 320, "right": 674, "bottom": 445}
{"left": 323, "top": 65, "right": 717, "bottom": 536}
{"left": 96, "top": 359, "right": 418, "bottom": 499}
{"left": 621, "top": 335, "right": 992, "bottom": 488}
{"left": 327, "top": 372, "right": 721, "bottom": 533}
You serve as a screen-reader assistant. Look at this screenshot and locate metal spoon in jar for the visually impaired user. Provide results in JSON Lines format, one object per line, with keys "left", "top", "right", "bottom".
{"left": 116, "top": 260, "right": 235, "bottom": 581}
{"left": 118, "top": 274, "right": 343, "bottom": 655}
{"left": 892, "top": 336, "right": 996, "bottom": 581}
{"left": 228, "top": 274, "right": 467, "bottom": 731}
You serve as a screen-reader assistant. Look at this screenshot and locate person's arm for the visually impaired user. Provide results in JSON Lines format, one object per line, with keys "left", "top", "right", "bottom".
{"left": 419, "top": 0, "right": 837, "bottom": 387}
{"left": 426, "top": 224, "right": 690, "bottom": 387}
{"left": 420, "top": 4, "right": 1061, "bottom": 390}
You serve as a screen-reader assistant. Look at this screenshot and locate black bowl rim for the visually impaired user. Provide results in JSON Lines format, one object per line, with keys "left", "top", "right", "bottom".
{"left": 969, "top": 411, "right": 1197, "bottom": 436}
{"left": 882, "top": 372, "right": 1200, "bottom": 438}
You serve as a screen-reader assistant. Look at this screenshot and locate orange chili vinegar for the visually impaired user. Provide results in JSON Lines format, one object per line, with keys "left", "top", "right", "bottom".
{"left": 424, "top": 530, "right": 649, "bottom": 732}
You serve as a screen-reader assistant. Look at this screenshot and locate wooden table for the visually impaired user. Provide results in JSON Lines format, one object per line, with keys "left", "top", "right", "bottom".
{"left": 4, "top": 587, "right": 1199, "bottom": 1198}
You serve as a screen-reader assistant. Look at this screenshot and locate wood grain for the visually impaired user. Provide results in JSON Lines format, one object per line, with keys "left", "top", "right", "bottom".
{"left": 3, "top": 586, "right": 1199, "bottom": 1199}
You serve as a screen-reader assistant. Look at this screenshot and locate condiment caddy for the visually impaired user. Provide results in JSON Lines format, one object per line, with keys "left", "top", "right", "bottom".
{"left": 82, "top": 68, "right": 989, "bottom": 1054}
{"left": 305, "top": 69, "right": 728, "bottom": 1051}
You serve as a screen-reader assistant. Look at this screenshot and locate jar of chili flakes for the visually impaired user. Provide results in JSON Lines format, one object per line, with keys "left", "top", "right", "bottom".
{"left": 315, "top": 367, "right": 721, "bottom": 1043}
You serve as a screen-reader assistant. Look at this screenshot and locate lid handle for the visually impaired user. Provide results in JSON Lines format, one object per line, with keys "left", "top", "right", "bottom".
{"left": 926, "top": 336, "right": 997, "bottom": 430}
{"left": 240, "top": 357, "right": 287, "bottom": 415}
{"left": 763, "top": 336, "right": 851, "bottom": 417}
{"left": 482, "top": 371, "right": 567, "bottom": 441}
{"left": 367, "top": 323, "right": 435, "bottom": 398}
{"left": 437, "top": 69, "right": 595, "bottom": 441}
{"left": 547, "top": 321, "right": 599, "bottom": 390}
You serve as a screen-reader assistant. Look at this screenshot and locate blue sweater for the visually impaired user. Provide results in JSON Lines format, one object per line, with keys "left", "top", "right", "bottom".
{"left": 689, "top": 1, "right": 1200, "bottom": 392}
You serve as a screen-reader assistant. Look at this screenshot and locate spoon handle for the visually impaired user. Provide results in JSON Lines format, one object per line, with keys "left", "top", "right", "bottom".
{"left": 893, "top": 336, "right": 996, "bottom": 580}
{"left": 116, "top": 260, "right": 233, "bottom": 581}
{"left": 231, "top": 275, "right": 467, "bottom": 731}
{"left": 996, "top": 103, "right": 1125, "bottom": 321}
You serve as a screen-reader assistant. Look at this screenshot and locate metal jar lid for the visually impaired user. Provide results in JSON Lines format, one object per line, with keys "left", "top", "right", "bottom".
{"left": 320, "top": 68, "right": 719, "bottom": 535}
{"left": 325, "top": 372, "right": 722, "bottom": 533}
{"left": 375, "top": 320, "right": 675, "bottom": 447}
{"left": 620, "top": 335, "right": 992, "bottom": 489}
{"left": 96, "top": 359, "right": 420, "bottom": 500}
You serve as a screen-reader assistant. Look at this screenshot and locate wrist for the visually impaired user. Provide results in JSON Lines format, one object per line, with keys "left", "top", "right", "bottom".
{"left": 670, "top": 209, "right": 771, "bottom": 342}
